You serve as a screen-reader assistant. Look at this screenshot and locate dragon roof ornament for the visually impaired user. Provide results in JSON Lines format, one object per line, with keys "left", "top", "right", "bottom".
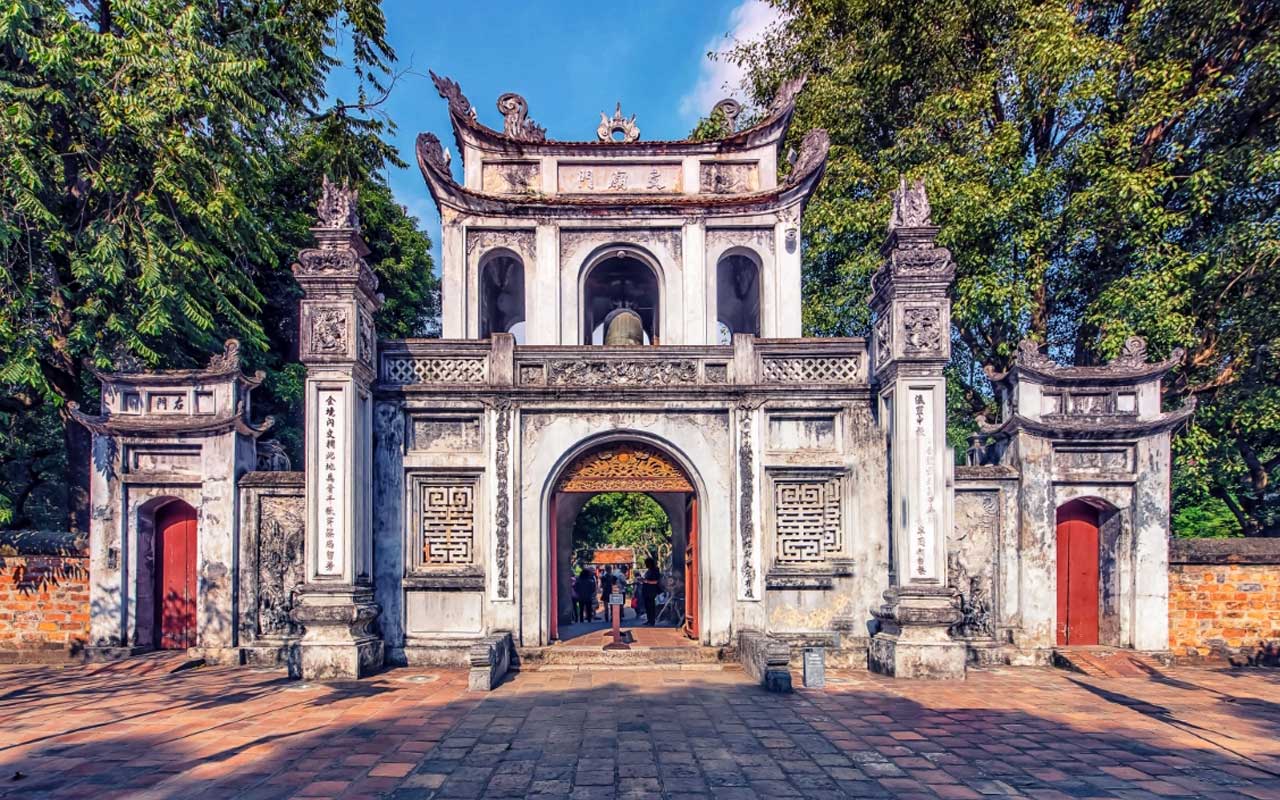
{"left": 430, "top": 70, "right": 477, "bottom": 120}
{"left": 1009, "top": 335, "right": 1185, "bottom": 383}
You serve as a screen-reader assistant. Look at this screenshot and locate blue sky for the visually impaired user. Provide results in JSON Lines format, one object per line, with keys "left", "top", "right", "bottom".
{"left": 325, "top": 0, "right": 780, "bottom": 255}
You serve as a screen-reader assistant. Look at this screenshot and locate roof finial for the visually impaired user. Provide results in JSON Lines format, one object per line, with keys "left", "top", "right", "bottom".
{"left": 598, "top": 102, "right": 640, "bottom": 142}
{"left": 888, "top": 176, "right": 932, "bottom": 231}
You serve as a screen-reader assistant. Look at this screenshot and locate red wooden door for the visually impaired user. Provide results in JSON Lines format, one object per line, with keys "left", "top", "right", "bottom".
{"left": 1056, "top": 502, "right": 1099, "bottom": 646}
{"left": 683, "top": 496, "right": 699, "bottom": 640}
{"left": 549, "top": 493, "right": 558, "bottom": 642}
{"left": 156, "top": 502, "right": 197, "bottom": 650}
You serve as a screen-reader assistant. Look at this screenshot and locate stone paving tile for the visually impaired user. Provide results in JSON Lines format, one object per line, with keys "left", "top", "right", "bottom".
{"left": 0, "top": 662, "right": 1278, "bottom": 798}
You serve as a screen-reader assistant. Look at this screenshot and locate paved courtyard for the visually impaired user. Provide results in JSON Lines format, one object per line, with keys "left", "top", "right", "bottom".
{"left": 0, "top": 657, "right": 1276, "bottom": 800}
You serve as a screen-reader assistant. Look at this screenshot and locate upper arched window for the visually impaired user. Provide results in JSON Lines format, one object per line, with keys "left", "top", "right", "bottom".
{"left": 582, "top": 253, "right": 660, "bottom": 345}
{"left": 716, "top": 252, "right": 760, "bottom": 339}
{"left": 479, "top": 251, "right": 525, "bottom": 343}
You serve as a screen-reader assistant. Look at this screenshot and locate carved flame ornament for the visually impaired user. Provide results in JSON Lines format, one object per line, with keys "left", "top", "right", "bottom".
{"left": 597, "top": 102, "right": 640, "bottom": 143}
{"left": 316, "top": 175, "right": 359, "bottom": 230}
{"left": 889, "top": 176, "right": 933, "bottom": 230}
{"left": 557, "top": 442, "right": 693, "bottom": 493}
{"left": 497, "top": 93, "right": 547, "bottom": 142}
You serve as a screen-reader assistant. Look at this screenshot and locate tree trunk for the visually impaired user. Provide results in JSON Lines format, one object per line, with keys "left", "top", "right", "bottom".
{"left": 60, "top": 408, "right": 91, "bottom": 534}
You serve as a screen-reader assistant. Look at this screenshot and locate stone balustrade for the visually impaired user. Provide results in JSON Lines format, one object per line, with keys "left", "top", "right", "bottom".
{"left": 377, "top": 335, "right": 868, "bottom": 389}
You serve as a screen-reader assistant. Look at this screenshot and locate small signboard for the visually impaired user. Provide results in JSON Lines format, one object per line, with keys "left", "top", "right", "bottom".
{"left": 609, "top": 592, "right": 624, "bottom": 606}
{"left": 803, "top": 647, "right": 825, "bottom": 688}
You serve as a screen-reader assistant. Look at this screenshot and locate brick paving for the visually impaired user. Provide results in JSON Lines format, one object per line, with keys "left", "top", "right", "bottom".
{"left": 0, "top": 657, "right": 1277, "bottom": 799}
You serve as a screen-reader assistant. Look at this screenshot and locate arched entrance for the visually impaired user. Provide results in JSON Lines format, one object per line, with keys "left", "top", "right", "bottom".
{"left": 1056, "top": 500, "right": 1100, "bottom": 646}
{"left": 155, "top": 500, "right": 198, "bottom": 650}
{"left": 549, "top": 440, "right": 699, "bottom": 642}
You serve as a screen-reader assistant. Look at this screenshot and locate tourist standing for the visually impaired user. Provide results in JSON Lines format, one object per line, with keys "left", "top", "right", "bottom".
{"left": 616, "top": 564, "right": 631, "bottom": 619}
{"left": 641, "top": 557, "right": 662, "bottom": 626}
{"left": 599, "top": 565, "right": 617, "bottom": 620}
{"left": 573, "top": 566, "right": 596, "bottom": 623}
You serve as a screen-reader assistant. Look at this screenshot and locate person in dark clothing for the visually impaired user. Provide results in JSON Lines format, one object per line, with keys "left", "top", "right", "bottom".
{"left": 640, "top": 556, "right": 662, "bottom": 626}
{"left": 572, "top": 567, "right": 597, "bottom": 623}
{"left": 599, "top": 566, "right": 617, "bottom": 619}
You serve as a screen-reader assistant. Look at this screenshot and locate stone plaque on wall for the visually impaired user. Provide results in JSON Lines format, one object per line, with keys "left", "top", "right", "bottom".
{"left": 767, "top": 414, "right": 837, "bottom": 452}
{"left": 257, "top": 495, "right": 305, "bottom": 636}
{"left": 408, "top": 415, "right": 483, "bottom": 453}
{"left": 699, "top": 161, "right": 759, "bottom": 194}
{"left": 557, "top": 162, "right": 682, "bottom": 194}
{"left": 481, "top": 161, "right": 540, "bottom": 194}
{"left": 125, "top": 444, "right": 201, "bottom": 475}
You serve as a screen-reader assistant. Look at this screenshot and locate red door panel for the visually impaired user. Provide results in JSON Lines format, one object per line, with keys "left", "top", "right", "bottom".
{"left": 156, "top": 503, "right": 197, "bottom": 650}
{"left": 683, "top": 496, "right": 699, "bottom": 640}
{"left": 549, "top": 493, "right": 558, "bottom": 642}
{"left": 1056, "top": 503, "right": 1099, "bottom": 646}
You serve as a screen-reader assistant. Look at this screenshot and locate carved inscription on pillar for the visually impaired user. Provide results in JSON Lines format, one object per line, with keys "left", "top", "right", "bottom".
{"left": 738, "top": 401, "right": 759, "bottom": 599}
{"left": 494, "top": 400, "right": 511, "bottom": 599}
{"left": 317, "top": 388, "right": 346, "bottom": 576}
{"left": 772, "top": 472, "right": 843, "bottom": 565}
{"left": 416, "top": 477, "right": 477, "bottom": 566}
{"left": 910, "top": 390, "right": 939, "bottom": 581}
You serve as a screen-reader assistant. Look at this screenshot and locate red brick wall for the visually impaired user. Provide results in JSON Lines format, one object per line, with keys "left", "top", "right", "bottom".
{"left": 0, "top": 531, "right": 90, "bottom": 663}
{"left": 1168, "top": 539, "right": 1280, "bottom": 662}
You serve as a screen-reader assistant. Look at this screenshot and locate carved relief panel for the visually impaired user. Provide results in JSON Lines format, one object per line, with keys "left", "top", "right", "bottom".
{"left": 256, "top": 495, "right": 305, "bottom": 637}
{"left": 949, "top": 491, "right": 998, "bottom": 639}
{"left": 481, "top": 161, "right": 541, "bottom": 194}
{"left": 699, "top": 162, "right": 759, "bottom": 194}
{"left": 301, "top": 303, "right": 352, "bottom": 360}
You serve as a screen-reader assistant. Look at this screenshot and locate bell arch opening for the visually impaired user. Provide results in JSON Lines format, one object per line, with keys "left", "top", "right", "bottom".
{"left": 581, "top": 250, "right": 660, "bottom": 345}
{"left": 547, "top": 439, "right": 701, "bottom": 645}
{"left": 716, "top": 250, "right": 761, "bottom": 341}
{"left": 478, "top": 249, "right": 526, "bottom": 342}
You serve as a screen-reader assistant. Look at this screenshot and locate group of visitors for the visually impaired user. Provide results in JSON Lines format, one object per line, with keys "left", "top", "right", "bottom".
{"left": 572, "top": 557, "right": 664, "bottom": 626}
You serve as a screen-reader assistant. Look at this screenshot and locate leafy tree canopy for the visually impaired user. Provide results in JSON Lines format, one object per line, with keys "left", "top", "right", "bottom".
{"left": 0, "top": 0, "right": 437, "bottom": 529}
{"left": 703, "top": 0, "right": 1279, "bottom": 536}
{"left": 572, "top": 493, "right": 672, "bottom": 567}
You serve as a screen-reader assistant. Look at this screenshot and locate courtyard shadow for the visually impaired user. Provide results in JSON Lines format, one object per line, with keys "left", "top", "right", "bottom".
{"left": 0, "top": 663, "right": 1278, "bottom": 799}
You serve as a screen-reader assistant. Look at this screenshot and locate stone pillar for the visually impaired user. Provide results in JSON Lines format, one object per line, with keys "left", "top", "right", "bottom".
{"left": 867, "top": 178, "right": 966, "bottom": 679}
{"left": 290, "top": 177, "right": 385, "bottom": 680}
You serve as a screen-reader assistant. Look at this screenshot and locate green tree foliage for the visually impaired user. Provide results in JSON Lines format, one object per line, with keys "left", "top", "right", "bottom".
{"left": 0, "top": 1, "right": 437, "bottom": 529}
{"left": 706, "top": 0, "right": 1279, "bottom": 536}
{"left": 571, "top": 493, "right": 672, "bottom": 566}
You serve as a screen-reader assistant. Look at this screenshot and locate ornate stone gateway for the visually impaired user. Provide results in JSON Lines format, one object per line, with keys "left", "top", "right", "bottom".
{"left": 74, "top": 69, "right": 1187, "bottom": 683}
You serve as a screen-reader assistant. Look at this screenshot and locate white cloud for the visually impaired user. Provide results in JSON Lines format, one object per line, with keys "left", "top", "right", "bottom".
{"left": 680, "top": 0, "right": 784, "bottom": 121}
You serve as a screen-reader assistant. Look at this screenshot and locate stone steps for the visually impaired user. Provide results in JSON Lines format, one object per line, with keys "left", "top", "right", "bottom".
{"left": 518, "top": 644, "right": 735, "bottom": 670}
{"left": 1052, "top": 647, "right": 1168, "bottom": 678}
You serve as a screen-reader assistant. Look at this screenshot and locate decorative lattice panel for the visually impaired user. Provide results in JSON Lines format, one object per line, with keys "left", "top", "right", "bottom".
{"left": 762, "top": 356, "right": 859, "bottom": 384}
{"left": 774, "top": 477, "right": 843, "bottom": 564}
{"left": 420, "top": 482, "right": 475, "bottom": 565}
{"left": 382, "top": 356, "right": 486, "bottom": 385}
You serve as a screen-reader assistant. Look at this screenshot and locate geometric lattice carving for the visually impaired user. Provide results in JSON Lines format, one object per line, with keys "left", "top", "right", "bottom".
{"left": 382, "top": 356, "right": 487, "bottom": 385}
{"left": 420, "top": 481, "right": 476, "bottom": 565}
{"left": 773, "top": 474, "right": 843, "bottom": 564}
{"left": 761, "top": 356, "right": 859, "bottom": 384}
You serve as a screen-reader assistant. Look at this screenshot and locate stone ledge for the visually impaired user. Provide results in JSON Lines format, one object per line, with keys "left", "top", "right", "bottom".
{"left": 738, "top": 629, "right": 792, "bottom": 693}
{"left": 468, "top": 631, "right": 514, "bottom": 691}
{"left": 1170, "top": 538, "right": 1280, "bottom": 565}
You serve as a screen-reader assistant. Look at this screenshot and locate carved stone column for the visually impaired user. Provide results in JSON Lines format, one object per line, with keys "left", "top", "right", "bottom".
{"left": 867, "top": 178, "right": 966, "bottom": 679}
{"left": 290, "top": 177, "right": 384, "bottom": 680}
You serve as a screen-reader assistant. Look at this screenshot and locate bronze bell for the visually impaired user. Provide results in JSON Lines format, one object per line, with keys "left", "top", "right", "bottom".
{"left": 604, "top": 309, "right": 645, "bottom": 346}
